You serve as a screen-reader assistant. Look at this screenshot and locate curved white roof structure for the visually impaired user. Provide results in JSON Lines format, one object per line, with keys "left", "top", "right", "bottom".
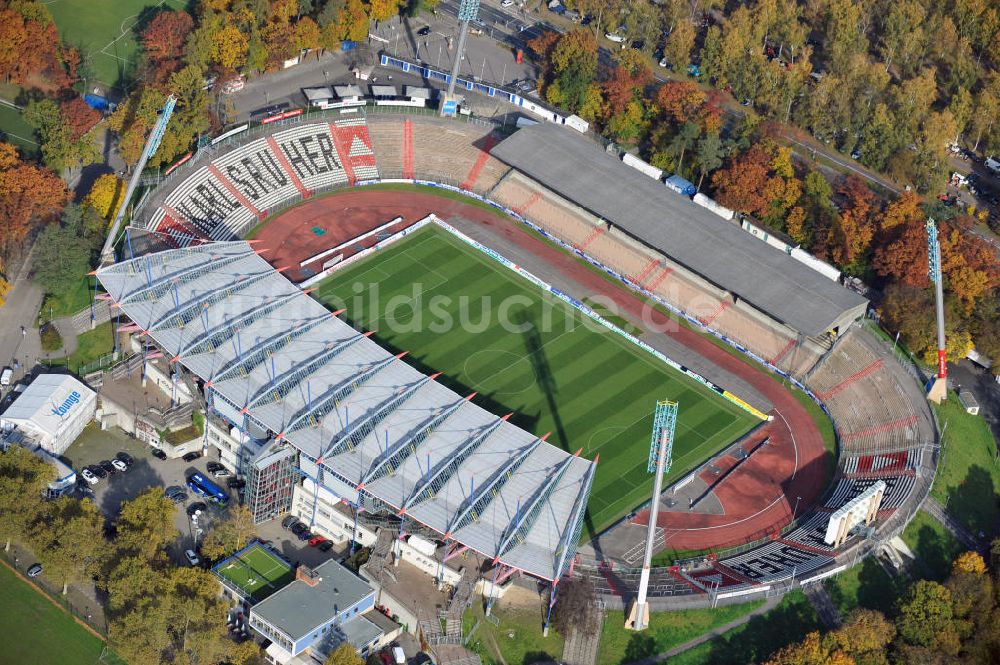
{"left": 96, "top": 241, "right": 595, "bottom": 581}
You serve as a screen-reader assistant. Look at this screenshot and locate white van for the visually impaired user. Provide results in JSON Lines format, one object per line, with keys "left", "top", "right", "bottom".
{"left": 0, "top": 367, "right": 12, "bottom": 387}
{"left": 986, "top": 156, "right": 1000, "bottom": 172}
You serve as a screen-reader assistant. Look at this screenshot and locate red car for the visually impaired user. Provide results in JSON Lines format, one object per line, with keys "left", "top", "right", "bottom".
{"left": 308, "top": 536, "right": 327, "bottom": 547}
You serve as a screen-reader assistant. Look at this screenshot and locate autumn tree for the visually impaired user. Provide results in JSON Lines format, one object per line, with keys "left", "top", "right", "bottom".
{"left": 212, "top": 23, "right": 249, "bottom": 71}
{"left": 895, "top": 580, "right": 961, "bottom": 657}
{"left": 830, "top": 175, "right": 876, "bottom": 272}
{"left": 0, "top": 142, "right": 69, "bottom": 255}
{"left": 663, "top": 20, "right": 695, "bottom": 70}
{"left": 656, "top": 80, "right": 707, "bottom": 126}
{"left": 60, "top": 98, "right": 101, "bottom": 141}
{"left": 84, "top": 173, "right": 125, "bottom": 223}
{"left": 325, "top": 643, "right": 364, "bottom": 665}
{"left": 142, "top": 9, "right": 194, "bottom": 84}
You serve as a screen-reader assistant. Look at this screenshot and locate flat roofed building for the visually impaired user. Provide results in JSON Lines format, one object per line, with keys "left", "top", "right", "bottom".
{"left": 249, "top": 560, "right": 376, "bottom": 660}
{"left": 0, "top": 374, "right": 96, "bottom": 455}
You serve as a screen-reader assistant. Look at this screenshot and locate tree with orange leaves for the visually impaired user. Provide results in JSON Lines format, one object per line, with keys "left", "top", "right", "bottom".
{"left": 655, "top": 80, "right": 707, "bottom": 125}
{"left": 829, "top": 175, "right": 876, "bottom": 271}
{"left": 59, "top": 98, "right": 101, "bottom": 141}
{"left": 0, "top": 142, "right": 69, "bottom": 256}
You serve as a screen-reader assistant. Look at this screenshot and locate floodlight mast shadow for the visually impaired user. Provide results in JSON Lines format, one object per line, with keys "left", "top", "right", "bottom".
{"left": 626, "top": 399, "right": 678, "bottom": 631}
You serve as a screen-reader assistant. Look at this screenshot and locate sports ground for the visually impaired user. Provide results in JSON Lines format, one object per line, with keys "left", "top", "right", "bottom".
{"left": 0, "top": 561, "right": 123, "bottom": 665}
{"left": 214, "top": 543, "right": 294, "bottom": 602}
{"left": 315, "top": 224, "right": 760, "bottom": 536}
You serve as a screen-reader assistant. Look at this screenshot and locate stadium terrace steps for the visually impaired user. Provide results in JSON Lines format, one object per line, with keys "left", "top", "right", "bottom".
{"left": 367, "top": 118, "right": 407, "bottom": 177}
{"left": 460, "top": 134, "right": 499, "bottom": 191}
{"left": 265, "top": 136, "right": 311, "bottom": 197}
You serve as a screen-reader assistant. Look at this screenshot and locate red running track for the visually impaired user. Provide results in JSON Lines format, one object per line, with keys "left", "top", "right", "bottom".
{"left": 253, "top": 188, "right": 829, "bottom": 551}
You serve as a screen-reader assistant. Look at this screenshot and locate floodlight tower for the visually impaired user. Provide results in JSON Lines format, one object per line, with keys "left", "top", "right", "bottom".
{"left": 440, "top": 0, "right": 480, "bottom": 117}
{"left": 925, "top": 219, "right": 948, "bottom": 403}
{"left": 626, "top": 399, "right": 678, "bottom": 631}
{"left": 101, "top": 94, "right": 177, "bottom": 265}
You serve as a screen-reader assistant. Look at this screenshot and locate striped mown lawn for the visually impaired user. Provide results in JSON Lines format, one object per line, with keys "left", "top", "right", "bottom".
{"left": 315, "top": 225, "right": 759, "bottom": 537}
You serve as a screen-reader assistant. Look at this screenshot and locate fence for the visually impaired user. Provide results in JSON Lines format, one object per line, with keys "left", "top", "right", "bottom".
{"left": 0, "top": 547, "right": 110, "bottom": 638}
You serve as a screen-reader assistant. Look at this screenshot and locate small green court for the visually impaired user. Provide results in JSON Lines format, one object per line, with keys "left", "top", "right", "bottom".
{"left": 213, "top": 543, "right": 294, "bottom": 603}
{"left": 314, "top": 224, "right": 760, "bottom": 537}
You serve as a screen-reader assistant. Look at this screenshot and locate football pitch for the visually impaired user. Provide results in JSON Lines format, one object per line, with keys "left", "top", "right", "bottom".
{"left": 314, "top": 224, "right": 759, "bottom": 537}
{"left": 214, "top": 544, "right": 294, "bottom": 602}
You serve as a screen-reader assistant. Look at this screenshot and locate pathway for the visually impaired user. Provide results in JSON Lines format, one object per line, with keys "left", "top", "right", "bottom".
{"left": 802, "top": 583, "right": 841, "bottom": 629}
{"left": 624, "top": 596, "right": 782, "bottom": 665}
{"left": 922, "top": 496, "right": 982, "bottom": 551}
{"left": 561, "top": 605, "right": 604, "bottom": 665}
{"left": 0, "top": 244, "right": 42, "bottom": 383}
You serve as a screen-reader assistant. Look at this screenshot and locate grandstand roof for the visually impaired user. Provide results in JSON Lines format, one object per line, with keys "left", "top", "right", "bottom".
{"left": 491, "top": 124, "right": 869, "bottom": 337}
{"left": 96, "top": 242, "right": 595, "bottom": 582}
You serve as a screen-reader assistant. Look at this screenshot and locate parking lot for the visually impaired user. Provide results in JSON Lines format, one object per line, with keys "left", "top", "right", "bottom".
{"left": 62, "top": 424, "right": 353, "bottom": 568}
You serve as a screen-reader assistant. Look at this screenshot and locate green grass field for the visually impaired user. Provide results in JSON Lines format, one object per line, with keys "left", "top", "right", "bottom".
{"left": 0, "top": 562, "right": 122, "bottom": 665}
{"left": 48, "top": 0, "right": 186, "bottom": 89}
{"left": 931, "top": 392, "right": 999, "bottom": 537}
{"left": 215, "top": 544, "right": 294, "bottom": 602}
{"left": 0, "top": 104, "right": 38, "bottom": 156}
{"left": 315, "top": 224, "right": 760, "bottom": 537}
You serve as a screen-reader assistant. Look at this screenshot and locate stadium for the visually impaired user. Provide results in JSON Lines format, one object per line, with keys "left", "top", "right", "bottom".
{"left": 95, "top": 107, "right": 937, "bottom": 614}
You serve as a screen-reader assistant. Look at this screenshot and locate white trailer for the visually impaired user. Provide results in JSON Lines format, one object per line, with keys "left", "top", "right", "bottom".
{"left": 790, "top": 247, "right": 841, "bottom": 281}
{"left": 692, "top": 193, "right": 735, "bottom": 221}
{"left": 622, "top": 153, "right": 664, "bottom": 180}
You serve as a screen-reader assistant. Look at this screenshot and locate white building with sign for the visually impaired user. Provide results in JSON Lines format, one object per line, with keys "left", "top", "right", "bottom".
{"left": 0, "top": 374, "right": 97, "bottom": 455}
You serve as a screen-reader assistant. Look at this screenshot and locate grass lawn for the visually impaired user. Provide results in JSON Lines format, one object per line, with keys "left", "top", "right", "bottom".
{"left": 637, "top": 591, "right": 820, "bottom": 665}
{"left": 42, "top": 276, "right": 97, "bottom": 319}
{"left": 899, "top": 508, "right": 964, "bottom": 581}
{"left": 315, "top": 224, "right": 760, "bottom": 537}
{"left": 463, "top": 603, "right": 565, "bottom": 665}
{"left": 931, "top": 392, "right": 999, "bottom": 537}
{"left": 48, "top": 0, "right": 187, "bottom": 89}
{"left": 0, "top": 561, "right": 124, "bottom": 665}
{"left": 64, "top": 321, "right": 116, "bottom": 373}
{"left": 0, "top": 104, "right": 38, "bottom": 157}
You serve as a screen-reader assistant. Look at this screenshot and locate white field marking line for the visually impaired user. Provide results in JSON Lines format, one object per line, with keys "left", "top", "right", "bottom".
{"left": 660, "top": 495, "right": 786, "bottom": 535}
{"left": 94, "top": 0, "right": 177, "bottom": 62}
{"left": 774, "top": 408, "right": 799, "bottom": 480}
{"left": 1, "top": 131, "right": 38, "bottom": 146}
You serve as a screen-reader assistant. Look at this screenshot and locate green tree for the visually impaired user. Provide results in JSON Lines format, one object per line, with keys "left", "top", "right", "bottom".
{"left": 23, "top": 98, "right": 99, "bottom": 172}
{"left": 895, "top": 580, "right": 961, "bottom": 655}
{"left": 670, "top": 121, "right": 701, "bottom": 175}
{"left": 0, "top": 446, "right": 53, "bottom": 551}
{"left": 32, "top": 204, "right": 92, "bottom": 300}
{"left": 694, "top": 132, "right": 723, "bottom": 192}
{"left": 663, "top": 20, "right": 695, "bottom": 70}
{"left": 116, "top": 488, "right": 177, "bottom": 560}
{"left": 200, "top": 504, "right": 258, "bottom": 561}
{"left": 545, "top": 30, "right": 598, "bottom": 114}
{"left": 33, "top": 497, "right": 106, "bottom": 594}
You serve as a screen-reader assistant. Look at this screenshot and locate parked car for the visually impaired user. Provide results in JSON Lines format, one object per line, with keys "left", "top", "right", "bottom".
{"left": 318, "top": 540, "right": 335, "bottom": 552}
{"left": 184, "top": 549, "right": 200, "bottom": 566}
{"left": 115, "top": 452, "right": 134, "bottom": 467}
{"left": 99, "top": 460, "right": 117, "bottom": 475}
{"left": 170, "top": 491, "right": 188, "bottom": 503}
{"left": 309, "top": 536, "right": 327, "bottom": 547}
{"left": 500, "top": 0, "right": 514, "bottom": 6}
{"left": 291, "top": 522, "right": 309, "bottom": 535}
{"left": 605, "top": 31, "right": 625, "bottom": 43}
{"left": 297, "top": 529, "right": 312, "bottom": 541}
{"left": 151, "top": 448, "right": 167, "bottom": 460}
{"left": 182, "top": 451, "right": 202, "bottom": 462}
{"left": 81, "top": 468, "right": 99, "bottom": 485}
{"left": 26, "top": 563, "right": 43, "bottom": 578}
{"left": 227, "top": 477, "right": 245, "bottom": 489}
{"left": 211, "top": 467, "right": 230, "bottom": 478}
{"left": 417, "top": 25, "right": 431, "bottom": 36}
{"left": 282, "top": 515, "right": 299, "bottom": 530}
{"left": 111, "top": 459, "right": 128, "bottom": 473}
{"left": 187, "top": 502, "right": 207, "bottom": 516}
{"left": 89, "top": 464, "right": 107, "bottom": 479}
